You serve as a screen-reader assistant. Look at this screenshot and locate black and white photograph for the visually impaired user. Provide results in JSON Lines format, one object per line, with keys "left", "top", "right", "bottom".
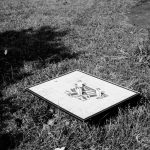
{"left": 0, "top": 0, "right": 150, "bottom": 150}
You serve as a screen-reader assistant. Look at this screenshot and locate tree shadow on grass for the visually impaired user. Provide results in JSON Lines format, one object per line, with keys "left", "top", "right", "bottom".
{"left": 0, "top": 131, "right": 23, "bottom": 150}
{"left": 0, "top": 26, "right": 79, "bottom": 149}
{"left": 0, "top": 26, "right": 79, "bottom": 86}
{"left": 0, "top": 94, "right": 24, "bottom": 150}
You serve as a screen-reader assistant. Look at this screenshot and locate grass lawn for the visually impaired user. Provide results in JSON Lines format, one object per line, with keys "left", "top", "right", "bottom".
{"left": 0, "top": 0, "right": 150, "bottom": 149}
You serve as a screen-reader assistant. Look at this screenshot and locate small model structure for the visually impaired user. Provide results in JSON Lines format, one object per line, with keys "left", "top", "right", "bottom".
{"left": 27, "top": 70, "right": 139, "bottom": 121}
{"left": 66, "top": 80, "right": 107, "bottom": 101}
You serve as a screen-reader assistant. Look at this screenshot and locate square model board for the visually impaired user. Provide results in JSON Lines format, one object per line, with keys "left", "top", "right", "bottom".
{"left": 27, "top": 70, "right": 139, "bottom": 121}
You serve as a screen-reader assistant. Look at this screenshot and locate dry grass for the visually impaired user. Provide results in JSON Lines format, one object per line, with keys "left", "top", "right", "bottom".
{"left": 0, "top": 0, "right": 150, "bottom": 149}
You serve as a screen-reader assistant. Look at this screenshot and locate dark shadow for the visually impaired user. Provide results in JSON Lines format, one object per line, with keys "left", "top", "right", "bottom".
{"left": 0, "top": 26, "right": 79, "bottom": 86}
{"left": 0, "top": 132, "right": 23, "bottom": 150}
{"left": 86, "top": 94, "right": 142, "bottom": 127}
{"left": 0, "top": 26, "right": 80, "bottom": 149}
{"left": 0, "top": 94, "right": 24, "bottom": 150}
{"left": 0, "top": 95, "right": 21, "bottom": 132}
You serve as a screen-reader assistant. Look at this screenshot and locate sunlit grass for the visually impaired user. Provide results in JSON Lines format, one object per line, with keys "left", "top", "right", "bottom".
{"left": 0, "top": 0, "right": 150, "bottom": 149}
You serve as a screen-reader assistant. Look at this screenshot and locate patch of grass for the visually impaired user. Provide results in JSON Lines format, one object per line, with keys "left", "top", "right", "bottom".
{"left": 1, "top": 0, "right": 150, "bottom": 149}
